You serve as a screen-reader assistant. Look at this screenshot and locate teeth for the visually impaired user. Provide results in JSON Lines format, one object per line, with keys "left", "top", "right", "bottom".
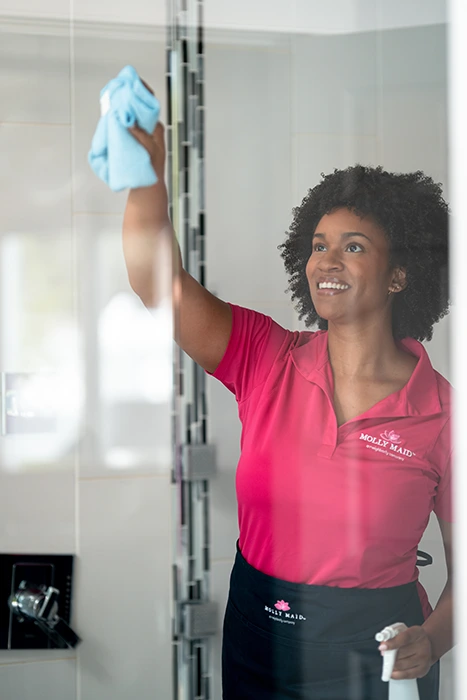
{"left": 318, "top": 282, "right": 350, "bottom": 290}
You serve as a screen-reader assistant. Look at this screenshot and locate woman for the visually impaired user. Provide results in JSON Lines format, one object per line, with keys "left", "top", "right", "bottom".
{"left": 124, "top": 120, "right": 453, "bottom": 699}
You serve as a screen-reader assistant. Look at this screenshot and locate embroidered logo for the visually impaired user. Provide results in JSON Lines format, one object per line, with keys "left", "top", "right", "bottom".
{"left": 380, "top": 430, "right": 401, "bottom": 444}
{"left": 359, "top": 430, "right": 416, "bottom": 461}
{"left": 264, "top": 600, "right": 307, "bottom": 624}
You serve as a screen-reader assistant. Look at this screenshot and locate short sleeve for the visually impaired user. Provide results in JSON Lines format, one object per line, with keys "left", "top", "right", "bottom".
{"left": 433, "top": 448, "right": 453, "bottom": 522}
{"left": 206, "top": 302, "right": 293, "bottom": 403}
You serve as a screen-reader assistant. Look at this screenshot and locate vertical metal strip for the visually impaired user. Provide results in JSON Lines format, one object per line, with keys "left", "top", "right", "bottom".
{"left": 168, "top": 0, "right": 211, "bottom": 698}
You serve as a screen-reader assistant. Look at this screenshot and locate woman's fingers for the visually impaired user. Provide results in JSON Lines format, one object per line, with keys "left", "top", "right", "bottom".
{"left": 129, "top": 121, "right": 164, "bottom": 141}
{"left": 128, "top": 125, "right": 154, "bottom": 150}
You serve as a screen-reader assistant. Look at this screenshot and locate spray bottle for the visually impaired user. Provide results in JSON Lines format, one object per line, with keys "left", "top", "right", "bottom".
{"left": 375, "top": 622, "right": 420, "bottom": 700}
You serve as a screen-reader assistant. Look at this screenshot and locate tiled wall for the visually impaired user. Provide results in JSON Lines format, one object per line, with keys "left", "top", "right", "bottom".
{"left": 205, "top": 23, "right": 453, "bottom": 700}
{"left": 0, "top": 13, "right": 173, "bottom": 700}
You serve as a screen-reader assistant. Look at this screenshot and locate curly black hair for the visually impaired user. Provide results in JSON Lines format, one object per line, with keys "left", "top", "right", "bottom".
{"left": 278, "top": 164, "right": 450, "bottom": 342}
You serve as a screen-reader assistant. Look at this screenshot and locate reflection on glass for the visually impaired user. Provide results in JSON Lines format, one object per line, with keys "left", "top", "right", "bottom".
{"left": 0, "top": 231, "right": 82, "bottom": 471}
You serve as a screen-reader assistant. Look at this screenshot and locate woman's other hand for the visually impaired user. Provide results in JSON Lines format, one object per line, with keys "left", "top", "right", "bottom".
{"left": 379, "top": 625, "right": 434, "bottom": 679}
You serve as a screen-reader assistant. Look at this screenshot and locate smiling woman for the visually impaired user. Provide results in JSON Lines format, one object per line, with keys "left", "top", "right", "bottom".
{"left": 124, "top": 108, "right": 452, "bottom": 698}
{"left": 279, "top": 165, "right": 450, "bottom": 342}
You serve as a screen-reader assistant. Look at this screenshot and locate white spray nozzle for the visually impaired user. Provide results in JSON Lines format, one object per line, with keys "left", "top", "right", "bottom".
{"left": 375, "top": 622, "right": 407, "bottom": 682}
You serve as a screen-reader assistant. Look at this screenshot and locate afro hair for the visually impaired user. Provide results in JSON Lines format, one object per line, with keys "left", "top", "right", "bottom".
{"left": 278, "top": 164, "right": 450, "bottom": 341}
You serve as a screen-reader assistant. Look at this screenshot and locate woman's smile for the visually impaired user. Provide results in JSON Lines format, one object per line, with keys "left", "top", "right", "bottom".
{"left": 316, "top": 277, "right": 351, "bottom": 295}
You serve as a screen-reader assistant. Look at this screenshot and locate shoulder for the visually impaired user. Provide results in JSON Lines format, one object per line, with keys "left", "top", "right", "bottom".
{"left": 434, "top": 370, "right": 454, "bottom": 407}
{"left": 433, "top": 369, "right": 452, "bottom": 412}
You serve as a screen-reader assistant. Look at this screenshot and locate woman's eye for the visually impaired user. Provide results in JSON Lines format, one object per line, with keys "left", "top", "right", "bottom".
{"left": 313, "top": 244, "right": 326, "bottom": 252}
{"left": 347, "top": 243, "right": 363, "bottom": 253}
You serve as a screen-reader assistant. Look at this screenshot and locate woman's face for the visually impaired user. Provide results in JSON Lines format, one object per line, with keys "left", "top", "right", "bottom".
{"left": 306, "top": 207, "right": 404, "bottom": 327}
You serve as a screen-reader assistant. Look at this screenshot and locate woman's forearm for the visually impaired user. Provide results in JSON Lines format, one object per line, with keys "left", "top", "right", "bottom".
{"left": 422, "top": 580, "right": 453, "bottom": 663}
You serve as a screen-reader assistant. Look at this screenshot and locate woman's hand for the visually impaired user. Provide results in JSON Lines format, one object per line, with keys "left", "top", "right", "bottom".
{"left": 379, "top": 625, "right": 434, "bottom": 679}
{"left": 129, "top": 121, "right": 166, "bottom": 182}
{"left": 128, "top": 80, "right": 166, "bottom": 181}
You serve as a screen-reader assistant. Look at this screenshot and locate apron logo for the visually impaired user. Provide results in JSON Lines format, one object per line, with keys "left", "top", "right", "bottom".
{"left": 264, "top": 600, "right": 307, "bottom": 623}
{"left": 359, "top": 430, "right": 416, "bottom": 460}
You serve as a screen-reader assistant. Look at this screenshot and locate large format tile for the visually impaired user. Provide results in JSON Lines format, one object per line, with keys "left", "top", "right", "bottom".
{"left": 0, "top": 28, "right": 71, "bottom": 124}
{"left": 206, "top": 376, "right": 241, "bottom": 472}
{"left": 440, "top": 649, "right": 454, "bottom": 700}
{"left": 0, "top": 123, "right": 72, "bottom": 235}
{"left": 418, "top": 513, "right": 448, "bottom": 607}
{"left": 209, "top": 471, "right": 238, "bottom": 560}
{"left": 0, "top": 658, "right": 77, "bottom": 700}
{"left": 72, "top": 0, "right": 165, "bottom": 25}
{"left": 293, "top": 132, "right": 378, "bottom": 206}
{"left": 377, "top": 85, "right": 447, "bottom": 178}
{"left": 295, "top": 0, "right": 377, "bottom": 35}
{"left": 291, "top": 32, "right": 377, "bottom": 136}
{"left": 205, "top": 41, "right": 292, "bottom": 304}
{"left": 74, "top": 214, "right": 172, "bottom": 478}
{"left": 425, "top": 314, "right": 451, "bottom": 383}
{"left": 76, "top": 475, "right": 172, "bottom": 700}
{"left": 379, "top": 24, "right": 446, "bottom": 88}
{"left": 378, "top": 2, "right": 446, "bottom": 34}
{"left": 0, "top": 469, "right": 75, "bottom": 553}
{"left": 72, "top": 32, "right": 166, "bottom": 215}
{"left": 205, "top": 0, "right": 296, "bottom": 32}
{"left": 0, "top": 0, "right": 164, "bottom": 24}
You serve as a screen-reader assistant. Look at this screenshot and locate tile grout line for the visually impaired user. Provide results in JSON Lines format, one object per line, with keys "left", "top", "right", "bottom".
{"left": 79, "top": 472, "right": 171, "bottom": 482}
{"left": 0, "top": 121, "right": 71, "bottom": 127}
{"left": 68, "top": 6, "right": 82, "bottom": 700}
{"left": 0, "top": 656, "right": 76, "bottom": 667}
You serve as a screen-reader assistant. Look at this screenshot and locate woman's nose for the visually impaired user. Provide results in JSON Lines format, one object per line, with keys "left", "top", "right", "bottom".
{"left": 318, "top": 249, "right": 343, "bottom": 270}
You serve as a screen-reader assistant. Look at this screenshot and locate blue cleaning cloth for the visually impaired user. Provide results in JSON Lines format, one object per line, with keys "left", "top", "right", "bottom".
{"left": 88, "top": 65, "right": 160, "bottom": 192}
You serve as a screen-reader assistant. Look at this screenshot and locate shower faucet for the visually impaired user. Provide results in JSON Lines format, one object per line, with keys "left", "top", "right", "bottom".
{"left": 8, "top": 580, "right": 81, "bottom": 649}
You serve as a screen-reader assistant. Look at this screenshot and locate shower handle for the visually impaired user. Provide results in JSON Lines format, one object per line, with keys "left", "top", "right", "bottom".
{"left": 8, "top": 580, "right": 81, "bottom": 649}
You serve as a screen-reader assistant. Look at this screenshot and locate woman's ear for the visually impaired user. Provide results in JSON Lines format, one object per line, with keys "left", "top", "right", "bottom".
{"left": 388, "top": 267, "right": 407, "bottom": 294}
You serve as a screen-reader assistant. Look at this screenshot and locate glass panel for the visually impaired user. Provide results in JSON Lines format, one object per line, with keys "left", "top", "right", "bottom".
{"left": 0, "top": 2, "right": 173, "bottom": 699}
{"left": 196, "top": 2, "right": 454, "bottom": 700}
{"left": 0, "top": 0, "right": 460, "bottom": 698}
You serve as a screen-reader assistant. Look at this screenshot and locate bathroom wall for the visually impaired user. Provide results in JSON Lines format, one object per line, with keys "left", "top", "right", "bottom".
{"left": 204, "top": 22, "right": 453, "bottom": 700}
{"left": 0, "top": 6, "right": 173, "bottom": 700}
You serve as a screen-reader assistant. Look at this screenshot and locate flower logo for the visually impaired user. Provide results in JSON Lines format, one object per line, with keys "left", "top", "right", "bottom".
{"left": 380, "top": 430, "right": 402, "bottom": 444}
{"left": 274, "top": 600, "right": 290, "bottom": 611}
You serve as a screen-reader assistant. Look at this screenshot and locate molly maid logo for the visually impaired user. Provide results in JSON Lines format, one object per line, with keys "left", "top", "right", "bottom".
{"left": 381, "top": 430, "right": 402, "bottom": 444}
{"left": 264, "top": 600, "right": 307, "bottom": 622}
{"left": 359, "top": 429, "right": 416, "bottom": 459}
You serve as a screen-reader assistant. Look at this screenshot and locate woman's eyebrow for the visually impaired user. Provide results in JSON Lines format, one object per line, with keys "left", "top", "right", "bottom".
{"left": 312, "top": 231, "right": 372, "bottom": 242}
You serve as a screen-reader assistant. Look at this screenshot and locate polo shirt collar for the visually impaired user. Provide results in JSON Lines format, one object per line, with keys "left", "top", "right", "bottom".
{"left": 290, "top": 331, "right": 442, "bottom": 419}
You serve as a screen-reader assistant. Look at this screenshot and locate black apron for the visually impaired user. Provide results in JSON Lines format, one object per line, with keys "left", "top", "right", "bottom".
{"left": 222, "top": 541, "right": 440, "bottom": 700}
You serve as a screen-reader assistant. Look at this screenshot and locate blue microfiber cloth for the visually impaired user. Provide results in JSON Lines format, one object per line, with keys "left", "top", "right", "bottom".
{"left": 88, "top": 65, "right": 160, "bottom": 192}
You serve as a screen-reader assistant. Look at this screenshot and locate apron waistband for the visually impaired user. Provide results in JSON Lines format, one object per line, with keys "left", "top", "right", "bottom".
{"left": 228, "top": 540, "right": 425, "bottom": 646}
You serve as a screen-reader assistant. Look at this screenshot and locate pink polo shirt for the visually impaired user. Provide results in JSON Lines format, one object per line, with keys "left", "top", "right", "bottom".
{"left": 209, "top": 303, "right": 452, "bottom": 619}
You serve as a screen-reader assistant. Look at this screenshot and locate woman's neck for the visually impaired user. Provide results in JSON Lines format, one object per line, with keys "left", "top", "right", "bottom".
{"left": 326, "top": 321, "right": 405, "bottom": 381}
